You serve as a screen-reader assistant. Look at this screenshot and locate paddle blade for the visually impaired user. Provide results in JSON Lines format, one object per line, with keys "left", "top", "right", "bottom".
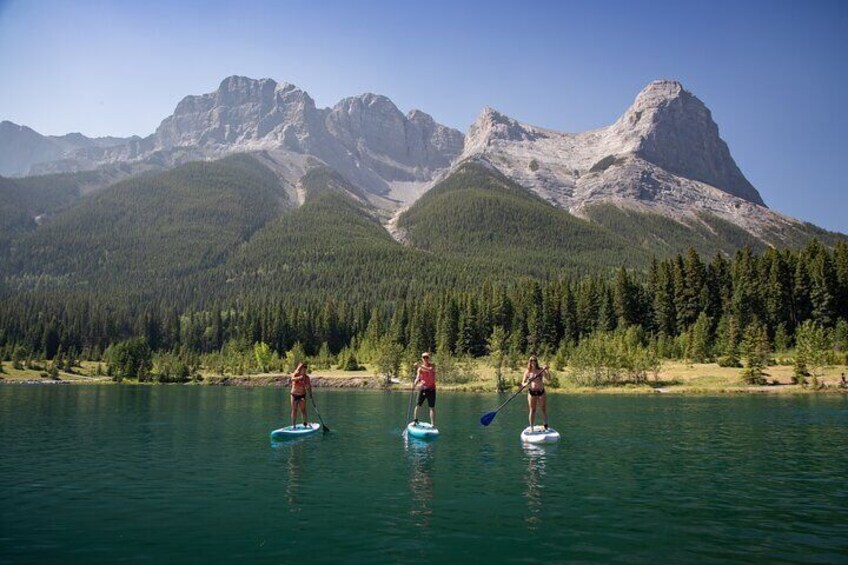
{"left": 322, "top": 424, "right": 330, "bottom": 433}
{"left": 480, "top": 411, "right": 496, "bottom": 426}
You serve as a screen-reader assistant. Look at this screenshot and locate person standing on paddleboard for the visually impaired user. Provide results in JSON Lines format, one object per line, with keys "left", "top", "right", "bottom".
{"left": 290, "top": 362, "right": 312, "bottom": 428}
{"left": 413, "top": 352, "right": 437, "bottom": 427}
{"left": 522, "top": 356, "right": 549, "bottom": 430}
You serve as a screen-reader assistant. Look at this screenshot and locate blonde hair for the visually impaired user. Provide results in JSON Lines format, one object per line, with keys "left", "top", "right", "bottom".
{"left": 527, "top": 356, "right": 539, "bottom": 371}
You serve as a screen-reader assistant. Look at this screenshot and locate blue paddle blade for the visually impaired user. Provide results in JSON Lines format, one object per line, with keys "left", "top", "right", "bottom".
{"left": 480, "top": 412, "right": 496, "bottom": 426}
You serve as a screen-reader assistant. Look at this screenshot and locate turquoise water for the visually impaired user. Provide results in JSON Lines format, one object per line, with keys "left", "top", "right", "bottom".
{"left": 1, "top": 386, "right": 847, "bottom": 563}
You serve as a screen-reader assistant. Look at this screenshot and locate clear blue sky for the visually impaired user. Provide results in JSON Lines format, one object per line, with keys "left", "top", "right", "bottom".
{"left": 0, "top": 0, "right": 845, "bottom": 232}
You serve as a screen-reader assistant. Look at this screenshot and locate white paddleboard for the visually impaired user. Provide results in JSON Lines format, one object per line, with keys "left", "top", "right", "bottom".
{"left": 270, "top": 423, "right": 321, "bottom": 441}
{"left": 520, "top": 425, "right": 560, "bottom": 444}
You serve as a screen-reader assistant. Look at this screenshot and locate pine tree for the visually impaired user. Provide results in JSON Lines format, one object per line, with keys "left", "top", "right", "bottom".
{"left": 688, "top": 312, "right": 712, "bottom": 363}
{"left": 764, "top": 249, "right": 793, "bottom": 333}
{"left": 653, "top": 261, "right": 677, "bottom": 336}
{"left": 613, "top": 267, "right": 639, "bottom": 328}
{"left": 486, "top": 326, "right": 509, "bottom": 392}
{"left": 740, "top": 320, "right": 770, "bottom": 384}
{"left": 716, "top": 314, "right": 742, "bottom": 367}
{"left": 834, "top": 241, "right": 848, "bottom": 320}
{"left": 808, "top": 251, "right": 837, "bottom": 327}
{"left": 560, "top": 285, "right": 578, "bottom": 344}
{"left": 792, "top": 253, "right": 813, "bottom": 326}
{"left": 596, "top": 286, "right": 616, "bottom": 333}
{"left": 679, "top": 248, "right": 706, "bottom": 329}
{"left": 794, "top": 320, "right": 832, "bottom": 386}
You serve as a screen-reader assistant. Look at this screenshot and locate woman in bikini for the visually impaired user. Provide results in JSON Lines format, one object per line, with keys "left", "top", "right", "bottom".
{"left": 522, "top": 356, "right": 549, "bottom": 430}
{"left": 290, "top": 362, "right": 312, "bottom": 428}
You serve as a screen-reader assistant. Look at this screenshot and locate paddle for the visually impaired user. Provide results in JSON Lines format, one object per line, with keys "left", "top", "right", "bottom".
{"left": 479, "top": 368, "right": 545, "bottom": 426}
{"left": 308, "top": 388, "right": 330, "bottom": 433}
{"left": 403, "top": 365, "right": 417, "bottom": 436}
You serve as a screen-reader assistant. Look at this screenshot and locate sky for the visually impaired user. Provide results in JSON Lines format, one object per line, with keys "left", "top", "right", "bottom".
{"left": 0, "top": 0, "right": 845, "bottom": 232}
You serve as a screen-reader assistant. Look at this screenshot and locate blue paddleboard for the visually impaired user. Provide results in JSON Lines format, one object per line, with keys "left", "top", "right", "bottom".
{"left": 406, "top": 421, "right": 439, "bottom": 440}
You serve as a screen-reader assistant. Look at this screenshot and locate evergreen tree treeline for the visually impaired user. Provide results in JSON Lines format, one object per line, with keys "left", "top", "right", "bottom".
{"left": 1, "top": 241, "right": 847, "bottom": 363}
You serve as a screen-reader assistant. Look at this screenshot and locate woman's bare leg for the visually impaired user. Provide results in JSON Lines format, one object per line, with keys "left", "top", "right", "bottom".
{"left": 299, "top": 399, "right": 308, "bottom": 426}
{"left": 528, "top": 395, "right": 537, "bottom": 428}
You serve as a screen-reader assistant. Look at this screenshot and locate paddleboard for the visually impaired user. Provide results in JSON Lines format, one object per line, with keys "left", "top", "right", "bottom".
{"left": 520, "top": 425, "right": 560, "bottom": 444}
{"left": 270, "top": 423, "right": 321, "bottom": 441}
{"left": 406, "top": 421, "right": 440, "bottom": 440}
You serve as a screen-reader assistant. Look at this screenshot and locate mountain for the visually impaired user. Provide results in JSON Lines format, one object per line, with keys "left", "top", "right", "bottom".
{"left": 396, "top": 161, "right": 652, "bottom": 275}
{"left": 12, "top": 76, "right": 464, "bottom": 205}
{"left": 0, "top": 120, "right": 131, "bottom": 177}
{"left": 2, "top": 156, "right": 650, "bottom": 304}
{"left": 5, "top": 154, "right": 288, "bottom": 295}
{"left": 2, "top": 76, "right": 843, "bottom": 270}
{"left": 0, "top": 169, "right": 123, "bottom": 249}
{"left": 457, "top": 80, "right": 837, "bottom": 248}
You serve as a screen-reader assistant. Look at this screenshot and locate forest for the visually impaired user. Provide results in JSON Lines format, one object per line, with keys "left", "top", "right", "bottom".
{"left": 1, "top": 239, "right": 846, "bottom": 386}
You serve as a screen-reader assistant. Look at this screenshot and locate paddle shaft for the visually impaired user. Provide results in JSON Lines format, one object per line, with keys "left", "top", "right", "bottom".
{"left": 308, "top": 387, "right": 330, "bottom": 433}
{"left": 404, "top": 367, "right": 417, "bottom": 431}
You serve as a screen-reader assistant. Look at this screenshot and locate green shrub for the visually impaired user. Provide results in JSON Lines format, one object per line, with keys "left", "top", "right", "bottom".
{"left": 154, "top": 351, "right": 193, "bottom": 383}
{"left": 568, "top": 328, "right": 659, "bottom": 386}
{"left": 336, "top": 347, "right": 363, "bottom": 371}
{"left": 717, "top": 355, "right": 742, "bottom": 368}
{"left": 104, "top": 337, "right": 152, "bottom": 382}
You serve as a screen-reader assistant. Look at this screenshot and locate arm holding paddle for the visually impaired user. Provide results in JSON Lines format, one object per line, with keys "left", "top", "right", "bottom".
{"left": 521, "top": 366, "right": 548, "bottom": 388}
{"left": 481, "top": 364, "right": 547, "bottom": 427}
{"left": 412, "top": 363, "right": 423, "bottom": 388}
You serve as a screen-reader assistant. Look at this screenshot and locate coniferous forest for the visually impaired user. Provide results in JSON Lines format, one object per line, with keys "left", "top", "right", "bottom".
{"left": 1, "top": 239, "right": 846, "bottom": 383}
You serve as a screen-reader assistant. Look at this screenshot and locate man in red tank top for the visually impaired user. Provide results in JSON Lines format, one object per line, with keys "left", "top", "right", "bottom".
{"left": 413, "top": 352, "right": 437, "bottom": 427}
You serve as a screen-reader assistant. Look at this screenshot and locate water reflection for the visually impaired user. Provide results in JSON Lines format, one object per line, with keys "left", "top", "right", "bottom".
{"left": 522, "top": 443, "right": 550, "bottom": 530}
{"left": 404, "top": 436, "right": 435, "bottom": 529}
{"left": 272, "top": 439, "right": 307, "bottom": 514}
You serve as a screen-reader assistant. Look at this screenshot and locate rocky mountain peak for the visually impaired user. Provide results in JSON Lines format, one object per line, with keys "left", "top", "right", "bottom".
{"left": 464, "top": 106, "right": 543, "bottom": 155}
{"left": 324, "top": 92, "right": 463, "bottom": 188}
{"left": 406, "top": 109, "right": 434, "bottom": 127}
{"left": 630, "top": 80, "right": 685, "bottom": 110}
{"left": 611, "top": 80, "right": 764, "bottom": 205}
{"left": 154, "top": 75, "right": 322, "bottom": 151}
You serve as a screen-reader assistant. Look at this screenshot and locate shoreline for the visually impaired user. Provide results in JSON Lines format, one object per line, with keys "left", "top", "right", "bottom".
{"left": 3, "top": 359, "right": 847, "bottom": 395}
{"left": 2, "top": 372, "right": 847, "bottom": 395}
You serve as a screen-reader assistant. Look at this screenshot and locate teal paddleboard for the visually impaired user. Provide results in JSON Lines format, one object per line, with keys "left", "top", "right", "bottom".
{"left": 406, "top": 421, "right": 439, "bottom": 440}
{"left": 270, "top": 423, "right": 321, "bottom": 441}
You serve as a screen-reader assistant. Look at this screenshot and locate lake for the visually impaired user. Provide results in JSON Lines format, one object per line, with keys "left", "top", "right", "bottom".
{"left": 1, "top": 386, "right": 846, "bottom": 563}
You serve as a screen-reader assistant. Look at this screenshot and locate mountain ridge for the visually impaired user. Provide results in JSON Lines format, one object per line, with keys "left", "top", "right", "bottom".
{"left": 1, "top": 76, "right": 843, "bottom": 251}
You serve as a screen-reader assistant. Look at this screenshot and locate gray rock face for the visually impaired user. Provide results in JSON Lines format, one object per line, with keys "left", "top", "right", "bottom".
{"left": 611, "top": 80, "right": 763, "bottom": 205}
{"left": 458, "top": 80, "right": 799, "bottom": 241}
{"left": 154, "top": 77, "right": 326, "bottom": 153}
{"left": 5, "top": 76, "right": 465, "bottom": 200}
{"left": 324, "top": 94, "right": 464, "bottom": 184}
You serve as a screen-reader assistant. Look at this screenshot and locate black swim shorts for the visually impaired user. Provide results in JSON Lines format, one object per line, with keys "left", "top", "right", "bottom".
{"left": 417, "top": 388, "right": 436, "bottom": 407}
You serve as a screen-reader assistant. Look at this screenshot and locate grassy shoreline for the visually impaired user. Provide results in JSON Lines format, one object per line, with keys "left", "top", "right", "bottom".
{"left": 2, "top": 360, "right": 847, "bottom": 395}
